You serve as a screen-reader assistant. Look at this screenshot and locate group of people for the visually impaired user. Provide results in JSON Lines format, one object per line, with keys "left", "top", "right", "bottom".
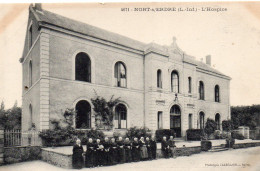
{"left": 72, "top": 136, "right": 160, "bottom": 169}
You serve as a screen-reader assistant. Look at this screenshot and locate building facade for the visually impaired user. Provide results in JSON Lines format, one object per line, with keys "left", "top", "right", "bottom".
{"left": 20, "top": 4, "right": 231, "bottom": 137}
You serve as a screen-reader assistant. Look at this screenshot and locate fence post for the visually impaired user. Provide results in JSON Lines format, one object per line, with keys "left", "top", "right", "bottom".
{"left": 0, "top": 129, "right": 4, "bottom": 165}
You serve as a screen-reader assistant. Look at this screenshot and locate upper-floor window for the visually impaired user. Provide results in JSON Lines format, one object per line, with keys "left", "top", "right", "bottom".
{"left": 75, "top": 52, "right": 91, "bottom": 82}
{"left": 188, "top": 77, "right": 192, "bottom": 93}
{"left": 114, "top": 62, "right": 126, "bottom": 87}
{"left": 215, "top": 85, "right": 220, "bottom": 102}
{"left": 157, "top": 69, "right": 162, "bottom": 88}
{"left": 29, "top": 25, "right": 33, "bottom": 48}
{"left": 171, "top": 71, "right": 179, "bottom": 93}
{"left": 29, "top": 60, "right": 32, "bottom": 87}
{"left": 199, "top": 81, "right": 204, "bottom": 100}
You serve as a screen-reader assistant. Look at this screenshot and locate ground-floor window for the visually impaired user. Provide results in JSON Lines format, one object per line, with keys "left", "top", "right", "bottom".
{"left": 75, "top": 100, "right": 91, "bottom": 129}
{"left": 188, "top": 114, "right": 193, "bottom": 129}
{"left": 199, "top": 112, "right": 205, "bottom": 129}
{"left": 114, "top": 104, "right": 127, "bottom": 129}
{"left": 157, "top": 111, "right": 163, "bottom": 129}
{"left": 215, "top": 113, "right": 221, "bottom": 130}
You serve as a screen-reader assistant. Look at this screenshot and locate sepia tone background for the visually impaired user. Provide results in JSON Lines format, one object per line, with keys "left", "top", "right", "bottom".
{"left": 0, "top": 2, "right": 260, "bottom": 109}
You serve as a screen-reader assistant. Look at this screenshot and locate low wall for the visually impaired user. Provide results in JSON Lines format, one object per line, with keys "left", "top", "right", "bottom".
{"left": 4, "top": 146, "right": 41, "bottom": 164}
{"left": 233, "top": 142, "right": 260, "bottom": 149}
{"left": 156, "top": 146, "right": 201, "bottom": 158}
{"left": 41, "top": 149, "right": 72, "bottom": 169}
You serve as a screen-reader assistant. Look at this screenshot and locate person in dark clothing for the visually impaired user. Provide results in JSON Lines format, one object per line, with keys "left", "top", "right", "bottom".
{"left": 124, "top": 137, "right": 132, "bottom": 163}
{"left": 161, "top": 136, "right": 170, "bottom": 158}
{"left": 72, "top": 138, "right": 84, "bottom": 169}
{"left": 131, "top": 137, "right": 140, "bottom": 162}
{"left": 139, "top": 137, "right": 148, "bottom": 160}
{"left": 85, "top": 138, "right": 95, "bottom": 168}
{"left": 117, "top": 136, "right": 126, "bottom": 164}
{"left": 150, "top": 136, "right": 157, "bottom": 159}
{"left": 168, "top": 136, "right": 176, "bottom": 158}
{"left": 103, "top": 137, "right": 111, "bottom": 166}
{"left": 145, "top": 137, "right": 152, "bottom": 160}
{"left": 110, "top": 138, "right": 118, "bottom": 165}
{"left": 95, "top": 138, "right": 104, "bottom": 166}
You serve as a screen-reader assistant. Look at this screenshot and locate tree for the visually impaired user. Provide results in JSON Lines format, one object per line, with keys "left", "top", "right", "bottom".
{"left": 222, "top": 120, "right": 234, "bottom": 131}
{"left": 204, "top": 118, "right": 217, "bottom": 138}
{"left": 0, "top": 101, "right": 21, "bottom": 129}
{"left": 91, "top": 95, "right": 122, "bottom": 130}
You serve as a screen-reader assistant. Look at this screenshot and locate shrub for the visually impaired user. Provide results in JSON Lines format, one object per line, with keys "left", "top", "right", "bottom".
{"left": 204, "top": 118, "right": 217, "bottom": 138}
{"left": 126, "top": 127, "right": 151, "bottom": 139}
{"left": 232, "top": 132, "right": 245, "bottom": 140}
{"left": 222, "top": 120, "right": 234, "bottom": 131}
{"left": 201, "top": 140, "right": 212, "bottom": 151}
{"left": 186, "top": 129, "right": 203, "bottom": 141}
{"left": 155, "top": 129, "right": 175, "bottom": 142}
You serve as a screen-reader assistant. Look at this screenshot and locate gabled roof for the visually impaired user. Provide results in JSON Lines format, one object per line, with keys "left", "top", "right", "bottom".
{"left": 26, "top": 5, "right": 230, "bottom": 80}
{"left": 31, "top": 6, "right": 146, "bottom": 52}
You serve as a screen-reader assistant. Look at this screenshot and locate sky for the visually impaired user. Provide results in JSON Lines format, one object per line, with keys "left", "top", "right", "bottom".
{"left": 0, "top": 2, "right": 260, "bottom": 108}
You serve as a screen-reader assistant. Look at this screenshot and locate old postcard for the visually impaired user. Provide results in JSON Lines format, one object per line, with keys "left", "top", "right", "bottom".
{"left": 0, "top": 1, "right": 260, "bottom": 171}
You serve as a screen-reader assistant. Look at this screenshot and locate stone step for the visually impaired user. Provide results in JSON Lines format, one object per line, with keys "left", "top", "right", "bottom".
{"left": 208, "top": 147, "right": 229, "bottom": 152}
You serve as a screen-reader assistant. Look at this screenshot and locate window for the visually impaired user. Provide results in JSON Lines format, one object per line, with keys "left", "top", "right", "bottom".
{"left": 188, "top": 77, "right": 192, "bottom": 93}
{"left": 157, "top": 111, "right": 163, "bottom": 129}
{"left": 29, "top": 60, "right": 32, "bottom": 87}
{"left": 29, "top": 104, "right": 33, "bottom": 128}
{"left": 75, "top": 52, "right": 91, "bottom": 82}
{"left": 75, "top": 100, "right": 91, "bottom": 129}
{"left": 115, "top": 104, "right": 127, "bottom": 129}
{"left": 199, "top": 112, "right": 205, "bottom": 129}
{"left": 215, "top": 113, "right": 221, "bottom": 130}
{"left": 171, "top": 71, "right": 179, "bottom": 93}
{"left": 189, "top": 114, "right": 193, "bottom": 129}
{"left": 29, "top": 25, "right": 32, "bottom": 48}
{"left": 157, "top": 69, "right": 162, "bottom": 88}
{"left": 114, "top": 62, "right": 126, "bottom": 87}
{"left": 199, "top": 81, "right": 204, "bottom": 100}
{"left": 215, "top": 85, "right": 220, "bottom": 102}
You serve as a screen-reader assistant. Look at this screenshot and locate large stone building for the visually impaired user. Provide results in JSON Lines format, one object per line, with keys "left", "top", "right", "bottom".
{"left": 20, "top": 4, "right": 231, "bottom": 137}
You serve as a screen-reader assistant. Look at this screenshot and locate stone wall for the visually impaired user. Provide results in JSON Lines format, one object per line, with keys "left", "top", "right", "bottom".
{"left": 41, "top": 149, "right": 72, "bottom": 169}
{"left": 4, "top": 146, "right": 41, "bottom": 164}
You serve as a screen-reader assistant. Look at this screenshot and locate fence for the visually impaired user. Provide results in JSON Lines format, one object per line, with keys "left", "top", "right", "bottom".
{"left": 4, "top": 129, "right": 40, "bottom": 147}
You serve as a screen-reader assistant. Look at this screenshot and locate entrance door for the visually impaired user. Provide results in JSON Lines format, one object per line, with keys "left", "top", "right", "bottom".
{"left": 170, "top": 105, "right": 181, "bottom": 137}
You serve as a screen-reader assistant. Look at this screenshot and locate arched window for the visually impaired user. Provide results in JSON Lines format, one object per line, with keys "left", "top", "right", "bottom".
{"left": 114, "top": 62, "right": 126, "bottom": 87}
{"left": 29, "top": 104, "right": 33, "bottom": 128}
{"left": 171, "top": 71, "right": 179, "bottom": 93}
{"left": 199, "top": 112, "right": 205, "bottom": 129}
{"left": 115, "top": 104, "right": 127, "bottom": 129}
{"left": 157, "top": 69, "right": 162, "bottom": 88}
{"left": 215, "top": 113, "right": 221, "bottom": 130}
{"left": 215, "top": 85, "right": 220, "bottom": 102}
{"left": 199, "top": 81, "right": 204, "bottom": 100}
{"left": 29, "top": 60, "right": 32, "bottom": 87}
{"left": 75, "top": 100, "right": 91, "bottom": 129}
{"left": 188, "top": 77, "right": 192, "bottom": 93}
{"left": 75, "top": 52, "right": 91, "bottom": 82}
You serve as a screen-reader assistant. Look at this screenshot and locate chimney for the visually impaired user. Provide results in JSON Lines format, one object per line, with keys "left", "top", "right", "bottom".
{"left": 206, "top": 55, "right": 211, "bottom": 66}
{"left": 35, "top": 3, "right": 42, "bottom": 11}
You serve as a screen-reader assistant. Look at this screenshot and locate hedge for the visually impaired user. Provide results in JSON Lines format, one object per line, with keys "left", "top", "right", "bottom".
{"left": 155, "top": 129, "right": 175, "bottom": 142}
{"left": 186, "top": 129, "right": 203, "bottom": 141}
